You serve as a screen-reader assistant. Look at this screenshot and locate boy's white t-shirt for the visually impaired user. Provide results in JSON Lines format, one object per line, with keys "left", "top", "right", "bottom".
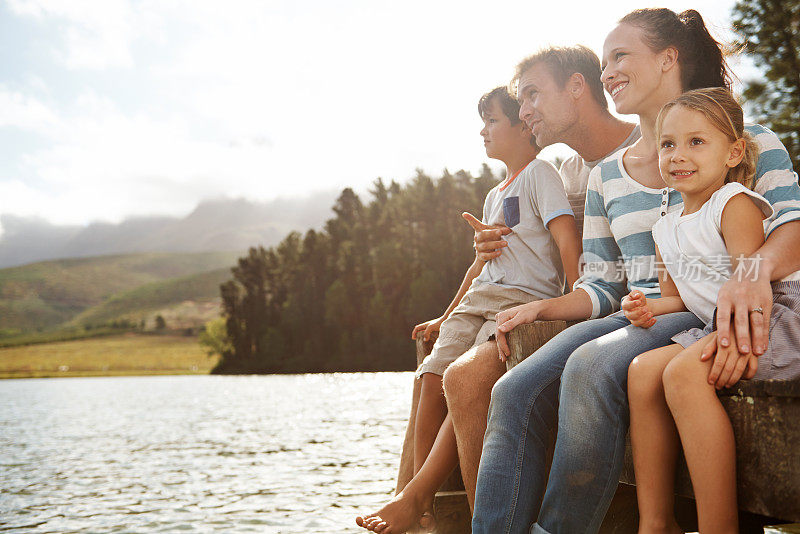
{"left": 651, "top": 182, "right": 774, "bottom": 325}
{"left": 474, "top": 158, "right": 574, "bottom": 300}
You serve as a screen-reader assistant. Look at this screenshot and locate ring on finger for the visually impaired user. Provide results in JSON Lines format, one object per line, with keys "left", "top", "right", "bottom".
{"left": 750, "top": 306, "right": 764, "bottom": 315}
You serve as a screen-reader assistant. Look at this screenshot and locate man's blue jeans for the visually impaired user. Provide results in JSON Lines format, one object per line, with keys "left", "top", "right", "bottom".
{"left": 472, "top": 311, "right": 703, "bottom": 534}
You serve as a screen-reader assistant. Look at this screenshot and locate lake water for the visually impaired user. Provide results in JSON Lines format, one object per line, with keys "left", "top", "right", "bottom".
{"left": 0, "top": 373, "right": 412, "bottom": 533}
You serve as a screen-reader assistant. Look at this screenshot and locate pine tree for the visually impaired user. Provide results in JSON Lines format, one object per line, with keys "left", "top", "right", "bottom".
{"left": 733, "top": 0, "right": 800, "bottom": 172}
{"left": 213, "top": 168, "right": 495, "bottom": 374}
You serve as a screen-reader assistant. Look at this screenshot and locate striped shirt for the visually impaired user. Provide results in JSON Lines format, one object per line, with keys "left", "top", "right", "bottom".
{"left": 575, "top": 123, "right": 800, "bottom": 319}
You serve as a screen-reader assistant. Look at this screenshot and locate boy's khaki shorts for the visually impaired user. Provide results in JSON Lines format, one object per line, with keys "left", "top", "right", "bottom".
{"left": 416, "top": 282, "right": 539, "bottom": 378}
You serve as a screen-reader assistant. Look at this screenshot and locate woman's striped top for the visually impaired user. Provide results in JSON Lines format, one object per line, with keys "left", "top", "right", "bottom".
{"left": 575, "top": 123, "right": 800, "bottom": 319}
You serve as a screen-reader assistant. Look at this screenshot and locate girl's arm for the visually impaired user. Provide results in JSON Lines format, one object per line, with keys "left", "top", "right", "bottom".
{"left": 706, "top": 193, "right": 767, "bottom": 388}
{"left": 622, "top": 246, "right": 685, "bottom": 327}
{"left": 720, "top": 193, "right": 767, "bottom": 273}
{"left": 711, "top": 125, "right": 799, "bottom": 356}
{"left": 646, "top": 245, "right": 686, "bottom": 316}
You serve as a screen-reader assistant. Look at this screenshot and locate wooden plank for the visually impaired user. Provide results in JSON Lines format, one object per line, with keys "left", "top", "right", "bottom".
{"left": 506, "top": 320, "right": 578, "bottom": 370}
{"left": 431, "top": 491, "right": 471, "bottom": 534}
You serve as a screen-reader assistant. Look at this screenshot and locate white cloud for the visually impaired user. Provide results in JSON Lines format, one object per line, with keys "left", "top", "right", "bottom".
{"left": 1, "top": 0, "right": 746, "bottom": 228}
{"left": 0, "top": 88, "right": 60, "bottom": 131}
{"left": 7, "top": 0, "right": 145, "bottom": 69}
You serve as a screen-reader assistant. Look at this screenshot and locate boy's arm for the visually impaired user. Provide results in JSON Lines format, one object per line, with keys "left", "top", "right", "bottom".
{"left": 412, "top": 257, "right": 484, "bottom": 341}
{"left": 445, "top": 257, "right": 485, "bottom": 317}
{"left": 547, "top": 214, "right": 581, "bottom": 289}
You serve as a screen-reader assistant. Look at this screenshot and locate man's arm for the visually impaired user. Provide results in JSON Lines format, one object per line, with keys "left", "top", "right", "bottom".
{"left": 494, "top": 288, "right": 594, "bottom": 360}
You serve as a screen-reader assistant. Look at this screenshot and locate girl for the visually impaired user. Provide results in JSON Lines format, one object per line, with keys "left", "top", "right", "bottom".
{"left": 624, "top": 88, "right": 800, "bottom": 533}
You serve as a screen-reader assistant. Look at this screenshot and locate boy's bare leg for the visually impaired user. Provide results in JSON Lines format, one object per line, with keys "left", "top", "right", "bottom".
{"left": 414, "top": 373, "right": 448, "bottom": 473}
{"left": 357, "top": 415, "right": 459, "bottom": 533}
{"left": 663, "top": 341, "right": 738, "bottom": 534}
{"left": 627, "top": 344, "right": 684, "bottom": 534}
{"left": 395, "top": 375, "right": 423, "bottom": 494}
{"left": 442, "top": 341, "right": 506, "bottom": 510}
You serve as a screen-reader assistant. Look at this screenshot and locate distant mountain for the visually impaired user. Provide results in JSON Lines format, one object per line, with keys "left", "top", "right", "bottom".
{"left": 0, "top": 192, "right": 337, "bottom": 268}
{"left": 0, "top": 252, "right": 240, "bottom": 333}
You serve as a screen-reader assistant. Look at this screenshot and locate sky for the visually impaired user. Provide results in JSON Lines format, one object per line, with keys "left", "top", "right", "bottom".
{"left": 0, "top": 0, "right": 752, "bottom": 231}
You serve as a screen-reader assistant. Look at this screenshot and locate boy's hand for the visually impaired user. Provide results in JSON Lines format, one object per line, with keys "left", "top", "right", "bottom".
{"left": 411, "top": 317, "right": 444, "bottom": 341}
{"left": 462, "top": 212, "right": 511, "bottom": 262}
{"left": 495, "top": 302, "right": 541, "bottom": 361}
{"left": 621, "top": 290, "right": 655, "bottom": 328}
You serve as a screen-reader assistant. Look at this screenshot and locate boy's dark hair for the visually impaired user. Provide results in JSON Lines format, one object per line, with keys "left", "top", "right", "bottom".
{"left": 510, "top": 45, "right": 608, "bottom": 110}
{"left": 478, "top": 86, "right": 522, "bottom": 125}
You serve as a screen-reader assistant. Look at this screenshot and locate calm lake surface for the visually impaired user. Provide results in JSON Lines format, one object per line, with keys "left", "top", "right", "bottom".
{"left": 0, "top": 373, "right": 412, "bottom": 533}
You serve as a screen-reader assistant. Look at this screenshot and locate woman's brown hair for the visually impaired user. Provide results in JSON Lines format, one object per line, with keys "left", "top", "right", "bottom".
{"left": 620, "top": 8, "right": 733, "bottom": 92}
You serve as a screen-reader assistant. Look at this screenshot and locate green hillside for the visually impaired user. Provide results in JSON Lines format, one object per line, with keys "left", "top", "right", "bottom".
{"left": 0, "top": 252, "right": 239, "bottom": 334}
{"left": 72, "top": 268, "right": 231, "bottom": 327}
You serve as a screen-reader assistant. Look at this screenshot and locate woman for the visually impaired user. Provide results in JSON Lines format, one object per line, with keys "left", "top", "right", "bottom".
{"left": 471, "top": 9, "right": 800, "bottom": 534}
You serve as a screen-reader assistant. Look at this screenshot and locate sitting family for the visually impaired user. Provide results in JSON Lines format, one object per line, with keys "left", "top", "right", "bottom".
{"left": 357, "top": 7, "right": 800, "bottom": 534}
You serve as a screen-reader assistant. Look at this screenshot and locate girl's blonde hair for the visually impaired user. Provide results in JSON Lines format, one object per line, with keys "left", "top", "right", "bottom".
{"left": 655, "top": 87, "right": 758, "bottom": 188}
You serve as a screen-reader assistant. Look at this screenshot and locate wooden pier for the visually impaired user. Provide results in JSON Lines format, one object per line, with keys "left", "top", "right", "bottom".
{"left": 398, "top": 321, "right": 800, "bottom": 533}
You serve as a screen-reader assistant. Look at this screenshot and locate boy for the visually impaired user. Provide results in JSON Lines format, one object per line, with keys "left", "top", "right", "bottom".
{"left": 356, "top": 86, "right": 580, "bottom": 533}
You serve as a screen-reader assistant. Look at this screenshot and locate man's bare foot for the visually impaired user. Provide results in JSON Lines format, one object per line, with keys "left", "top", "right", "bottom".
{"left": 354, "top": 489, "right": 434, "bottom": 533}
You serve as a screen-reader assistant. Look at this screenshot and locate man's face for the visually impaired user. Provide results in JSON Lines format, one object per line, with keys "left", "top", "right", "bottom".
{"left": 516, "top": 62, "right": 579, "bottom": 147}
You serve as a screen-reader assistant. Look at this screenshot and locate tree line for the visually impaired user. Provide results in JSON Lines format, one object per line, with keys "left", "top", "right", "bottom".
{"left": 208, "top": 0, "right": 798, "bottom": 374}
{"left": 211, "top": 168, "right": 496, "bottom": 373}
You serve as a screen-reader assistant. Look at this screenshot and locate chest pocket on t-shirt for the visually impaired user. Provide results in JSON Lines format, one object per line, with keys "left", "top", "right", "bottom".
{"left": 503, "top": 196, "right": 520, "bottom": 228}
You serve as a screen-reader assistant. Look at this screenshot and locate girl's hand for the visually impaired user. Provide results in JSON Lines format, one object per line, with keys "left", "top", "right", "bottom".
{"left": 411, "top": 316, "right": 444, "bottom": 341}
{"left": 621, "top": 290, "right": 655, "bottom": 328}
{"left": 701, "top": 332, "right": 756, "bottom": 389}
{"left": 495, "top": 302, "right": 541, "bottom": 362}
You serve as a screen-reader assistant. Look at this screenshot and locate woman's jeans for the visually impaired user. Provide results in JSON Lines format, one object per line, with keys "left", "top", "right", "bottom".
{"left": 472, "top": 311, "right": 703, "bottom": 534}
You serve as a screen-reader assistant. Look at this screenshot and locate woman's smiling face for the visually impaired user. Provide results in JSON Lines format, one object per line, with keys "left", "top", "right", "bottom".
{"left": 601, "top": 23, "right": 674, "bottom": 116}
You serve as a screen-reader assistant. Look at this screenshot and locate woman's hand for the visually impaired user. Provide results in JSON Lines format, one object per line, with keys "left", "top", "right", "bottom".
{"left": 495, "top": 302, "right": 542, "bottom": 361}
{"left": 411, "top": 317, "right": 445, "bottom": 341}
{"left": 713, "top": 273, "right": 773, "bottom": 356}
{"left": 621, "top": 290, "right": 655, "bottom": 328}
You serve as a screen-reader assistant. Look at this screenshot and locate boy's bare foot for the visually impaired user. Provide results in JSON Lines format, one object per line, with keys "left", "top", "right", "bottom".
{"left": 355, "top": 489, "right": 434, "bottom": 533}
